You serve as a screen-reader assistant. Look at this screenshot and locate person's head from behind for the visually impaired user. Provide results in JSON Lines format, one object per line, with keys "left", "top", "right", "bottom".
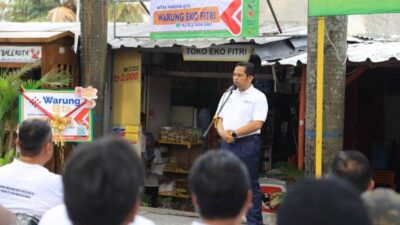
{"left": 189, "top": 150, "right": 251, "bottom": 222}
{"left": 277, "top": 178, "right": 371, "bottom": 225}
{"left": 63, "top": 138, "right": 144, "bottom": 225}
{"left": 362, "top": 188, "right": 400, "bottom": 225}
{"left": 331, "top": 150, "right": 374, "bottom": 193}
{"left": 17, "top": 119, "right": 53, "bottom": 162}
{"left": 234, "top": 62, "right": 255, "bottom": 91}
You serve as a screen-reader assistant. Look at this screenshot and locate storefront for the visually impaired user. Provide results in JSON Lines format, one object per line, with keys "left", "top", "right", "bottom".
{"left": 270, "top": 41, "right": 400, "bottom": 190}
{"left": 108, "top": 0, "right": 305, "bottom": 212}
{"left": 109, "top": 38, "right": 303, "bottom": 210}
{"left": 0, "top": 30, "right": 79, "bottom": 86}
{"left": 0, "top": 27, "right": 80, "bottom": 173}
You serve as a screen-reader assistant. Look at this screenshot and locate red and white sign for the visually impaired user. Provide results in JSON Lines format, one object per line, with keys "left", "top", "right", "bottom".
{"left": 150, "top": 0, "right": 259, "bottom": 39}
{"left": 19, "top": 90, "right": 93, "bottom": 142}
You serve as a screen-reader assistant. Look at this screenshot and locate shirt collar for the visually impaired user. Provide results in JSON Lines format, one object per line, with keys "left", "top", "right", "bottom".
{"left": 237, "top": 84, "right": 254, "bottom": 94}
{"left": 13, "top": 158, "right": 49, "bottom": 171}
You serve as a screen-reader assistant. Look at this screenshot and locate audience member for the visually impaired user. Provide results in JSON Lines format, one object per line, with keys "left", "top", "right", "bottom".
{"left": 189, "top": 150, "right": 252, "bottom": 225}
{"left": 277, "top": 178, "right": 371, "bottom": 225}
{"left": 39, "top": 138, "right": 154, "bottom": 225}
{"left": 362, "top": 188, "right": 400, "bottom": 225}
{"left": 0, "top": 119, "right": 63, "bottom": 218}
{"left": 330, "top": 150, "right": 374, "bottom": 193}
{"left": 0, "top": 205, "right": 17, "bottom": 225}
{"left": 38, "top": 204, "right": 154, "bottom": 225}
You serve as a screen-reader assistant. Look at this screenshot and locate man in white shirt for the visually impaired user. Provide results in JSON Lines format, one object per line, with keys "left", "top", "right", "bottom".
{"left": 189, "top": 151, "right": 252, "bottom": 225}
{"left": 216, "top": 62, "right": 268, "bottom": 225}
{"left": 39, "top": 204, "right": 155, "bottom": 225}
{"left": 0, "top": 119, "right": 63, "bottom": 219}
{"left": 59, "top": 138, "right": 155, "bottom": 225}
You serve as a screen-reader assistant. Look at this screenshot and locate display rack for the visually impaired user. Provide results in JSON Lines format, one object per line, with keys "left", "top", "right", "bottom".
{"left": 158, "top": 140, "right": 202, "bottom": 201}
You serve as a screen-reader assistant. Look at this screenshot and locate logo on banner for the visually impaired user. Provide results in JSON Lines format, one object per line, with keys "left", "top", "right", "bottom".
{"left": 74, "top": 108, "right": 90, "bottom": 129}
{"left": 221, "top": 0, "right": 242, "bottom": 35}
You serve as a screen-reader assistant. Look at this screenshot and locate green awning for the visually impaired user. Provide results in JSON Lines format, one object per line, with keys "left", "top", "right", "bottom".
{"left": 309, "top": 0, "right": 400, "bottom": 16}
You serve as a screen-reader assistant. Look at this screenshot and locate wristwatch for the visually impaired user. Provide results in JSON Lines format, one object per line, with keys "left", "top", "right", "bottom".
{"left": 232, "top": 130, "right": 238, "bottom": 138}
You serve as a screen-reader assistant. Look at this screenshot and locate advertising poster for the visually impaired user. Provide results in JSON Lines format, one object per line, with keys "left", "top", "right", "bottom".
{"left": 112, "top": 50, "right": 141, "bottom": 145}
{"left": 19, "top": 89, "right": 93, "bottom": 142}
{"left": 150, "top": 0, "right": 259, "bottom": 39}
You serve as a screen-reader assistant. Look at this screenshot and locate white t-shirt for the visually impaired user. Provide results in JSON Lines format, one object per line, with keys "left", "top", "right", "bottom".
{"left": 38, "top": 204, "right": 155, "bottom": 225}
{"left": 191, "top": 221, "right": 208, "bottom": 225}
{"left": 217, "top": 85, "right": 268, "bottom": 137}
{"left": 0, "top": 159, "right": 63, "bottom": 218}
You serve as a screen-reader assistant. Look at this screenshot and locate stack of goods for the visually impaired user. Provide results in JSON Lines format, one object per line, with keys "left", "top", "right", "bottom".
{"left": 159, "top": 127, "right": 202, "bottom": 143}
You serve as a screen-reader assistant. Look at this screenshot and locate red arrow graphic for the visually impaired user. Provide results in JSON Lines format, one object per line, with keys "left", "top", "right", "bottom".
{"left": 220, "top": 0, "right": 242, "bottom": 35}
{"left": 74, "top": 108, "right": 90, "bottom": 129}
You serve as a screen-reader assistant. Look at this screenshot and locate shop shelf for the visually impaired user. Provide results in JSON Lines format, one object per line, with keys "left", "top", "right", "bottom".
{"left": 158, "top": 139, "right": 202, "bottom": 149}
{"left": 159, "top": 192, "right": 190, "bottom": 199}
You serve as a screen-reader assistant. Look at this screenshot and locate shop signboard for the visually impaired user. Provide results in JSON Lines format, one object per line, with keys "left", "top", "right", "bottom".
{"left": 182, "top": 45, "right": 252, "bottom": 61}
{"left": 309, "top": 0, "right": 400, "bottom": 16}
{"left": 19, "top": 89, "right": 93, "bottom": 142}
{"left": 112, "top": 50, "right": 141, "bottom": 145}
{"left": 0, "top": 46, "right": 42, "bottom": 63}
{"left": 150, "top": 0, "right": 259, "bottom": 39}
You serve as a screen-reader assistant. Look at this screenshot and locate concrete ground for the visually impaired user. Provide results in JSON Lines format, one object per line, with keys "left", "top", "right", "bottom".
{"left": 138, "top": 207, "right": 200, "bottom": 225}
{"left": 138, "top": 207, "right": 277, "bottom": 225}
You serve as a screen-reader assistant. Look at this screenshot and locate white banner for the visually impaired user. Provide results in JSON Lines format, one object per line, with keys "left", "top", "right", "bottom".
{"left": 182, "top": 45, "right": 252, "bottom": 61}
{"left": 150, "top": 0, "right": 259, "bottom": 39}
{"left": 0, "top": 46, "right": 42, "bottom": 63}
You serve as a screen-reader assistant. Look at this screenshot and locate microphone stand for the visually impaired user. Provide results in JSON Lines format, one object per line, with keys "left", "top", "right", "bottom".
{"left": 201, "top": 86, "right": 235, "bottom": 152}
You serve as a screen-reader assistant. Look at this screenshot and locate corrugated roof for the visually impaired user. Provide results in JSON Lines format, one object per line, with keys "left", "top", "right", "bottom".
{"left": 0, "top": 22, "right": 307, "bottom": 48}
{"left": 0, "top": 22, "right": 399, "bottom": 66}
{"left": 0, "top": 31, "right": 73, "bottom": 43}
{"left": 0, "top": 22, "right": 76, "bottom": 43}
{"left": 108, "top": 23, "right": 307, "bottom": 49}
{"left": 0, "top": 22, "right": 76, "bottom": 32}
{"left": 263, "top": 41, "right": 400, "bottom": 66}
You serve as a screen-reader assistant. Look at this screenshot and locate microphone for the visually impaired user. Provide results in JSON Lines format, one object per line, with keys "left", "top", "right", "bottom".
{"left": 225, "top": 84, "right": 237, "bottom": 92}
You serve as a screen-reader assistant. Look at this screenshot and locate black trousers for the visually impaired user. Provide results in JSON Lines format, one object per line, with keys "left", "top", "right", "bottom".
{"left": 145, "top": 186, "right": 159, "bottom": 207}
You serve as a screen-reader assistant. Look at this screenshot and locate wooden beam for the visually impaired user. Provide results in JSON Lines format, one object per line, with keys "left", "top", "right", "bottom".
{"left": 346, "top": 65, "right": 368, "bottom": 85}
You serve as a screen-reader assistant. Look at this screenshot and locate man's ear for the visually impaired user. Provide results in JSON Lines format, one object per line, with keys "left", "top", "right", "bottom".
{"left": 191, "top": 194, "right": 199, "bottom": 209}
{"left": 245, "top": 190, "right": 253, "bottom": 209}
{"left": 239, "top": 190, "right": 253, "bottom": 218}
{"left": 15, "top": 138, "right": 20, "bottom": 148}
{"left": 248, "top": 75, "right": 254, "bottom": 83}
{"left": 367, "top": 180, "right": 375, "bottom": 191}
{"left": 44, "top": 142, "right": 53, "bottom": 155}
{"left": 124, "top": 200, "right": 139, "bottom": 224}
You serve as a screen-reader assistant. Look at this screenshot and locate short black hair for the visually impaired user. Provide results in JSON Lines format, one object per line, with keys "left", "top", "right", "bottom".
{"left": 17, "top": 119, "right": 52, "bottom": 157}
{"left": 236, "top": 62, "right": 255, "bottom": 77}
{"left": 63, "top": 138, "right": 144, "bottom": 225}
{"left": 189, "top": 150, "right": 250, "bottom": 220}
{"left": 330, "top": 150, "right": 372, "bottom": 193}
{"left": 277, "top": 178, "right": 371, "bottom": 225}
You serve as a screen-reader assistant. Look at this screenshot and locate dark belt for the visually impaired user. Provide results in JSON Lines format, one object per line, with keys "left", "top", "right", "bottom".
{"left": 233, "top": 134, "right": 259, "bottom": 143}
